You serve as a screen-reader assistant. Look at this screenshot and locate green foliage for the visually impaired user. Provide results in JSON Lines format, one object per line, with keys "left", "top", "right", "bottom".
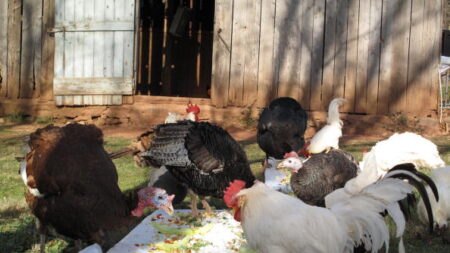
{"left": 35, "top": 116, "right": 55, "bottom": 125}
{"left": 4, "top": 113, "right": 27, "bottom": 124}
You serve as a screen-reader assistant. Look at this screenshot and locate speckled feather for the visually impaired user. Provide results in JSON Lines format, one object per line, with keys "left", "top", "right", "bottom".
{"left": 141, "top": 121, "right": 255, "bottom": 198}
{"left": 290, "top": 149, "right": 359, "bottom": 207}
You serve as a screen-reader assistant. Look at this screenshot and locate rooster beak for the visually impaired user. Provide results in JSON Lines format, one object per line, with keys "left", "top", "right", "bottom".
{"left": 277, "top": 163, "right": 285, "bottom": 169}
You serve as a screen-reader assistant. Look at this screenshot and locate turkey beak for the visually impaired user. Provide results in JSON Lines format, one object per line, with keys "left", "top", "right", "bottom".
{"left": 161, "top": 203, "right": 174, "bottom": 216}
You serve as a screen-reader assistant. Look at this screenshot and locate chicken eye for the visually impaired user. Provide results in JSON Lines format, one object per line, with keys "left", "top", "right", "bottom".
{"left": 158, "top": 196, "right": 164, "bottom": 200}
{"left": 288, "top": 160, "right": 292, "bottom": 163}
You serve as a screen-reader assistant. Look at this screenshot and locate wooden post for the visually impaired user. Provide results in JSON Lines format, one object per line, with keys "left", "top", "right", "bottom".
{"left": 0, "top": 0, "right": 8, "bottom": 97}
{"left": 41, "top": 0, "right": 55, "bottom": 100}
{"left": 7, "top": 0, "right": 22, "bottom": 99}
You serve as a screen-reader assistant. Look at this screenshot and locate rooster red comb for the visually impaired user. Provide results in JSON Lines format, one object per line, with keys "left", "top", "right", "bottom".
{"left": 283, "top": 151, "right": 299, "bottom": 159}
{"left": 224, "top": 180, "right": 246, "bottom": 208}
{"left": 186, "top": 103, "right": 200, "bottom": 114}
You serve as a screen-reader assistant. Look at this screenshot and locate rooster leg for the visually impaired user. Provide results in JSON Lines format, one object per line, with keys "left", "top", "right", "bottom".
{"left": 188, "top": 189, "right": 199, "bottom": 216}
{"left": 39, "top": 234, "right": 46, "bottom": 253}
{"left": 199, "top": 195, "right": 213, "bottom": 214}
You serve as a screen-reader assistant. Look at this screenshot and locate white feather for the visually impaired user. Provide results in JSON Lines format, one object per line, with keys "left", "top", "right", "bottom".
{"left": 307, "top": 98, "right": 345, "bottom": 154}
{"left": 359, "top": 132, "right": 444, "bottom": 177}
{"left": 237, "top": 178, "right": 412, "bottom": 253}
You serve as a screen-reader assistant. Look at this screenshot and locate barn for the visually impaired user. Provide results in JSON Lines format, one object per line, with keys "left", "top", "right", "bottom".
{"left": 0, "top": 0, "right": 444, "bottom": 118}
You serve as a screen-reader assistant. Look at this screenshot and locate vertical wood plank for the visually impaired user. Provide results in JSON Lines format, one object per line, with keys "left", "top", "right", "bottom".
{"left": 309, "top": 0, "right": 325, "bottom": 111}
{"left": 84, "top": 0, "right": 94, "bottom": 78}
{"left": 0, "top": 0, "right": 8, "bottom": 97}
{"left": 366, "top": 0, "right": 382, "bottom": 114}
{"left": 7, "top": 0, "right": 22, "bottom": 99}
{"left": 275, "top": 0, "right": 302, "bottom": 100}
{"left": 41, "top": 0, "right": 55, "bottom": 100}
{"left": 104, "top": 0, "right": 115, "bottom": 77}
{"left": 229, "top": 0, "right": 246, "bottom": 106}
{"left": 333, "top": 0, "right": 348, "bottom": 100}
{"left": 211, "top": 0, "right": 232, "bottom": 107}
{"left": 257, "top": 0, "right": 276, "bottom": 107}
{"left": 54, "top": 0, "right": 64, "bottom": 78}
{"left": 298, "top": 0, "right": 314, "bottom": 110}
{"left": 388, "top": 0, "right": 411, "bottom": 113}
{"left": 322, "top": 0, "right": 337, "bottom": 108}
{"left": 113, "top": 0, "right": 125, "bottom": 77}
{"left": 94, "top": 0, "right": 106, "bottom": 77}
{"left": 242, "top": 0, "right": 260, "bottom": 106}
{"left": 123, "top": 0, "right": 135, "bottom": 78}
{"left": 378, "top": 0, "right": 393, "bottom": 114}
{"left": 64, "top": 0, "right": 75, "bottom": 77}
{"left": 73, "top": 0, "right": 84, "bottom": 78}
{"left": 407, "top": 0, "right": 426, "bottom": 114}
{"left": 427, "top": 0, "right": 442, "bottom": 113}
{"left": 354, "top": 0, "right": 370, "bottom": 113}
{"left": 343, "top": 0, "right": 359, "bottom": 112}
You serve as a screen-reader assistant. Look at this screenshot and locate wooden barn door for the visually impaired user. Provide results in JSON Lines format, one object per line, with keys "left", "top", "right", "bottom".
{"left": 53, "top": 0, "right": 136, "bottom": 105}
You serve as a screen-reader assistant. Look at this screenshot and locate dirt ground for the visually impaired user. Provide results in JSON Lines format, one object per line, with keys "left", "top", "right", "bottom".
{"left": 2, "top": 106, "right": 448, "bottom": 144}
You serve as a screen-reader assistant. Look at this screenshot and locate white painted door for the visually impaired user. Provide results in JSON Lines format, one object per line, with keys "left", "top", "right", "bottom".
{"left": 53, "top": 0, "right": 135, "bottom": 105}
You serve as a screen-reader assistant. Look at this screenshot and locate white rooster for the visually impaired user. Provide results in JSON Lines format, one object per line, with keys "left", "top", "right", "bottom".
{"left": 164, "top": 103, "right": 200, "bottom": 123}
{"left": 417, "top": 166, "right": 450, "bottom": 230}
{"left": 359, "top": 132, "right": 445, "bottom": 177}
{"left": 224, "top": 166, "right": 423, "bottom": 253}
{"left": 306, "top": 98, "right": 346, "bottom": 155}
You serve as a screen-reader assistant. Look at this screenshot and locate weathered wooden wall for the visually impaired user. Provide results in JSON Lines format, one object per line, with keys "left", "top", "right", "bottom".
{"left": 211, "top": 0, "right": 442, "bottom": 115}
{"left": 0, "top": 0, "right": 51, "bottom": 100}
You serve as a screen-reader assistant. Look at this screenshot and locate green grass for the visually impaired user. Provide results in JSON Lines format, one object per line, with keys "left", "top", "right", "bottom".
{"left": 1, "top": 129, "right": 450, "bottom": 252}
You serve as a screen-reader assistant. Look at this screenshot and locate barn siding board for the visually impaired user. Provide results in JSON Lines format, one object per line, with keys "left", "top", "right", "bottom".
{"left": 378, "top": 0, "right": 394, "bottom": 114}
{"left": 388, "top": 0, "right": 411, "bottom": 113}
{"left": 275, "top": 0, "right": 302, "bottom": 100}
{"left": 428, "top": 0, "right": 441, "bottom": 113}
{"left": 309, "top": 0, "right": 325, "bottom": 111}
{"left": 7, "top": 0, "right": 22, "bottom": 99}
{"left": 355, "top": 0, "right": 370, "bottom": 113}
{"left": 407, "top": 0, "right": 426, "bottom": 114}
{"left": 256, "top": 0, "right": 276, "bottom": 107}
{"left": 211, "top": 0, "right": 232, "bottom": 107}
{"left": 298, "top": 0, "right": 314, "bottom": 110}
{"left": 242, "top": 0, "right": 260, "bottom": 106}
{"left": 0, "top": 0, "right": 8, "bottom": 97}
{"left": 332, "top": 0, "right": 348, "bottom": 100}
{"left": 343, "top": 0, "right": 359, "bottom": 113}
{"left": 41, "top": 0, "right": 55, "bottom": 100}
{"left": 322, "top": 0, "right": 337, "bottom": 108}
{"left": 228, "top": 0, "right": 246, "bottom": 106}
{"left": 366, "top": 0, "right": 382, "bottom": 114}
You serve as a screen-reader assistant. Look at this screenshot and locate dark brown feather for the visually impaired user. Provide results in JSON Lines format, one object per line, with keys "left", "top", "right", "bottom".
{"left": 25, "top": 124, "right": 139, "bottom": 247}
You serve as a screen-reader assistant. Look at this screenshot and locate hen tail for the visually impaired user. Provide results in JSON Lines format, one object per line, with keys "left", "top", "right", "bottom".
{"left": 327, "top": 98, "right": 346, "bottom": 125}
{"left": 330, "top": 177, "right": 413, "bottom": 253}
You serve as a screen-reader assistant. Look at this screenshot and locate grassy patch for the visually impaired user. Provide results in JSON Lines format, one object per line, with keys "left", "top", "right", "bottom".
{"left": 34, "top": 117, "right": 55, "bottom": 125}
{"left": 0, "top": 129, "right": 449, "bottom": 252}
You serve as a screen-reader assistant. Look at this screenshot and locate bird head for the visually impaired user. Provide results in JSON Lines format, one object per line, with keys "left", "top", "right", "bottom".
{"left": 186, "top": 103, "right": 200, "bottom": 122}
{"left": 131, "top": 187, "right": 174, "bottom": 217}
{"left": 277, "top": 152, "right": 303, "bottom": 173}
{"left": 224, "top": 180, "right": 247, "bottom": 222}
